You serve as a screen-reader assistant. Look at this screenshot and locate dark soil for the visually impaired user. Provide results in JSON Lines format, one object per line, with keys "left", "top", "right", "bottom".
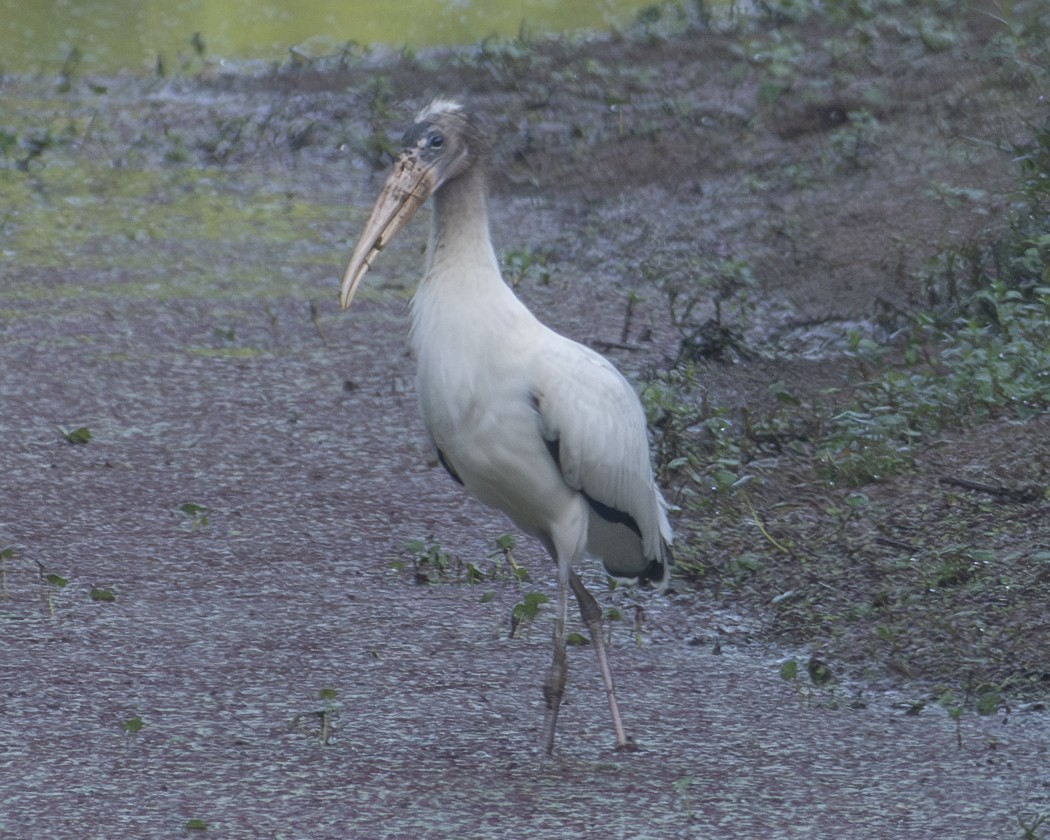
{"left": 2, "top": 4, "right": 1049, "bottom": 838}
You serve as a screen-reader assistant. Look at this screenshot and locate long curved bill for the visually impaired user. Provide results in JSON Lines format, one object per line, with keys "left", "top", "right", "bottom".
{"left": 339, "top": 152, "right": 438, "bottom": 310}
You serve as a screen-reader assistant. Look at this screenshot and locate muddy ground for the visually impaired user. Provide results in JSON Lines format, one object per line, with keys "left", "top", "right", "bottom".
{"left": 2, "top": 4, "right": 1049, "bottom": 838}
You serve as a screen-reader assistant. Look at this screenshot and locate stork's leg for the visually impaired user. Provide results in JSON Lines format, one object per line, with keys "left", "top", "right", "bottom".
{"left": 569, "top": 572, "right": 637, "bottom": 752}
{"left": 540, "top": 557, "right": 570, "bottom": 755}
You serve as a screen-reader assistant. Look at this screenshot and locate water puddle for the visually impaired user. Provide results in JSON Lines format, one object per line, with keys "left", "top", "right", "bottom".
{"left": 3, "top": 0, "right": 668, "bottom": 74}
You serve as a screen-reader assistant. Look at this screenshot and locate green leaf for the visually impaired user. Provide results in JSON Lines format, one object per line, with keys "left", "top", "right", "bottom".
{"left": 567, "top": 632, "right": 590, "bottom": 646}
{"left": 186, "top": 818, "right": 208, "bottom": 830}
{"left": 976, "top": 686, "right": 1000, "bottom": 716}
{"left": 512, "top": 591, "right": 549, "bottom": 623}
{"left": 522, "top": 592, "right": 549, "bottom": 609}
{"left": 494, "top": 533, "right": 516, "bottom": 551}
{"left": 179, "top": 503, "right": 209, "bottom": 530}
{"left": 905, "top": 700, "right": 926, "bottom": 716}
{"left": 122, "top": 716, "right": 144, "bottom": 734}
{"left": 807, "top": 656, "right": 833, "bottom": 685}
{"left": 771, "top": 386, "right": 801, "bottom": 405}
{"left": 673, "top": 775, "right": 693, "bottom": 795}
{"left": 59, "top": 426, "right": 92, "bottom": 445}
{"left": 318, "top": 687, "right": 339, "bottom": 702}
{"left": 779, "top": 658, "right": 798, "bottom": 681}
{"left": 479, "top": 590, "right": 496, "bottom": 604}
{"left": 845, "top": 492, "right": 869, "bottom": 509}
{"left": 46, "top": 573, "right": 69, "bottom": 588}
{"left": 90, "top": 587, "right": 116, "bottom": 602}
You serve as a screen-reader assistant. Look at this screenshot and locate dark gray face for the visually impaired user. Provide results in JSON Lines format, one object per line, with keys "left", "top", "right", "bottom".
{"left": 396, "top": 109, "right": 480, "bottom": 190}
{"left": 401, "top": 121, "right": 447, "bottom": 164}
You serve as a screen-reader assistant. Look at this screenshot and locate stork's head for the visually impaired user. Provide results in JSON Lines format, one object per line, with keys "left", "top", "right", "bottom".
{"left": 339, "top": 99, "right": 484, "bottom": 310}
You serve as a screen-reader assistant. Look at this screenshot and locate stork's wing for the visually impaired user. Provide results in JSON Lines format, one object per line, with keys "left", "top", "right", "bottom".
{"left": 531, "top": 333, "right": 671, "bottom": 559}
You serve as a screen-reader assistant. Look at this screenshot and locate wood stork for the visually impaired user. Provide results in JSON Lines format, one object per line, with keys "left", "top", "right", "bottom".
{"left": 340, "top": 99, "right": 673, "bottom": 754}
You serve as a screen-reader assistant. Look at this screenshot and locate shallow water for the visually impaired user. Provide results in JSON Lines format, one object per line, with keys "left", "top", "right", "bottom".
{"left": 1, "top": 0, "right": 660, "bottom": 74}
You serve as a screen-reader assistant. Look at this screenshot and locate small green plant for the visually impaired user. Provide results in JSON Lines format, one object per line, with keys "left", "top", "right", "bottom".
{"left": 1017, "top": 811, "right": 1049, "bottom": 840}
{"left": 37, "top": 563, "right": 68, "bottom": 616}
{"left": 665, "top": 257, "right": 757, "bottom": 364}
{"left": 58, "top": 425, "right": 92, "bottom": 445}
{"left": 359, "top": 77, "right": 399, "bottom": 169}
{"left": 466, "top": 32, "right": 551, "bottom": 91}
{"left": 780, "top": 655, "right": 837, "bottom": 703}
{"left": 0, "top": 545, "right": 14, "bottom": 598}
{"left": 318, "top": 687, "right": 339, "bottom": 745}
{"left": 509, "top": 591, "right": 549, "bottom": 639}
{"left": 938, "top": 689, "right": 965, "bottom": 748}
{"left": 673, "top": 774, "right": 695, "bottom": 820}
{"left": 827, "top": 109, "right": 882, "bottom": 172}
{"left": 186, "top": 818, "right": 208, "bottom": 831}
{"left": 403, "top": 538, "right": 455, "bottom": 583}
{"left": 90, "top": 587, "right": 116, "bottom": 603}
{"left": 807, "top": 655, "right": 834, "bottom": 686}
{"left": 398, "top": 535, "right": 527, "bottom": 585}
{"left": 290, "top": 687, "right": 341, "bottom": 745}
{"left": 122, "top": 715, "right": 144, "bottom": 735}
{"left": 974, "top": 683, "right": 1002, "bottom": 717}
{"left": 500, "top": 248, "right": 550, "bottom": 288}
{"left": 602, "top": 605, "right": 624, "bottom": 646}
{"left": 178, "top": 503, "right": 209, "bottom": 531}
{"left": 55, "top": 46, "right": 81, "bottom": 94}
{"left": 488, "top": 533, "right": 528, "bottom": 582}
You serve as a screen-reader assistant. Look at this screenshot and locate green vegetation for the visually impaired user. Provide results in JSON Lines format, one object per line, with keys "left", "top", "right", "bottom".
{"left": 399, "top": 534, "right": 532, "bottom": 587}
{"left": 630, "top": 0, "right": 1050, "bottom": 714}
{"left": 399, "top": 535, "right": 564, "bottom": 639}
{"left": 290, "top": 687, "right": 342, "bottom": 745}
{"left": 178, "top": 503, "right": 210, "bottom": 531}
{"left": 58, "top": 425, "right": 92, "bottom": 445}
{"left": 0, "top": 545, "right": 14, "bottom": 597}
{"left": 509, "top": 591, "right": 550, "bottom": 640}
{"left": 122, "top": 715, "right": 145, "bottom": 735}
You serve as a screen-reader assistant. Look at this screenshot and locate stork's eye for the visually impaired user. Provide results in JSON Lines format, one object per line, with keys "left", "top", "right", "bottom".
{"left": 428, "top": 132, "right": 444, "bottom": 149}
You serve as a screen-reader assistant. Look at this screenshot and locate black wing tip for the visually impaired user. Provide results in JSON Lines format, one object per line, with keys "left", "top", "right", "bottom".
{"left": 637, "top": 541, "right": 674, "bottom": 591}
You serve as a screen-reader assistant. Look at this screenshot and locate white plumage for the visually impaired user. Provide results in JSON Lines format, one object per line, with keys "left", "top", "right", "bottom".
{"left": 340, "top": 99, "right": 673, "bottom": 753}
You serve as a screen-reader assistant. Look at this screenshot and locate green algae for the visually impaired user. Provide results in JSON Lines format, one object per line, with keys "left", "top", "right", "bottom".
{"left": 0, "top": 165, "right": 353, "bottom": 304}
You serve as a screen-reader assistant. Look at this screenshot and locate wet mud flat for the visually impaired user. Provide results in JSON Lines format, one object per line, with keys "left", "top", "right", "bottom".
{"left": 1, "top": 305, "right": 1047, "bottom": 837}
{"left": 3, "top": 9, "right": 1050, "bottom": 838}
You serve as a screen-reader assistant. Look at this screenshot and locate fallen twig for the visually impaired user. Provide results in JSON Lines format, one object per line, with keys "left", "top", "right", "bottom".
{"left": 938, "top": 476, "right": 1043, "bottom": 504}
{"left": 873, "top": 536, "right": 919, "bottom": 553}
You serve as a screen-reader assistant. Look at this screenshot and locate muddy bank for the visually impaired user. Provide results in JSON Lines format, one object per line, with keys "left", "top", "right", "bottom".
{"left": 1, "top": 300, "right": 1047, "bottom": 837}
